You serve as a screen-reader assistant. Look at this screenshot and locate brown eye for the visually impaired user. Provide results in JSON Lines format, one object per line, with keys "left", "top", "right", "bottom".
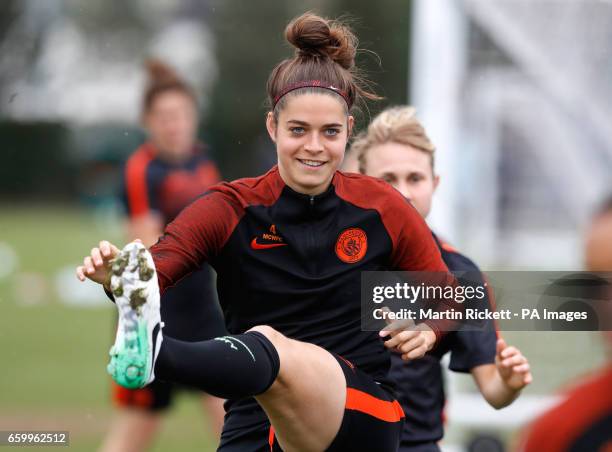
{"left": 409, "top": 174, "right": 424, "bottom": 183}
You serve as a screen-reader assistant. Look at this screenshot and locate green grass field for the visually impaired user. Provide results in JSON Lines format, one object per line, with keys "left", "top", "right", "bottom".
{"left": 0, "top": 205, "right": 218, "bottom": 451}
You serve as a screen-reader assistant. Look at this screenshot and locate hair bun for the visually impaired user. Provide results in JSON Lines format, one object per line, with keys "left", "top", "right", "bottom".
{"left": 285, "top": 12, "right": 357, "bottom": 70}
{"left": 145, "top": 58, "right": 181, "bottom": 85}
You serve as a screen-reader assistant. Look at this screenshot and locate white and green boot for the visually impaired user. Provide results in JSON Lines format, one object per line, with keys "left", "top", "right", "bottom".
{"left": 107, "top": 241, "right": 163, "bottom": 389}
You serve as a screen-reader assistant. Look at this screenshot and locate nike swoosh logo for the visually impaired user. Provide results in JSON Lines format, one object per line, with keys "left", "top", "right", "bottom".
{"left": 250, "top": 238, "right": 288, "bottom": 250}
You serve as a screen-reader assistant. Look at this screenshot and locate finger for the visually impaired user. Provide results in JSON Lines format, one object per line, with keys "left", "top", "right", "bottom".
{"left": 496, "top": 338, "right": 507, "bottom": 357}
{"left": 524, "top": 373, "right": 533, "bottom": 384}
{"left": 502, "top": 355, "right": 525, "bottom": 367}
{"left": 383, "top": 330, "right": 402, "bottom": 348}
{"left": 513, "top": 363, "right": 530, "bottom": 373}
{"left": 380, "top": 316, "right": 415, "bottom": 338}
{"left": 501, "top": 346, "right": 518, "bottom": 359}
{"left": 84, "top": 256, "right": 95, "bottom": 274}
{"left": 379, "top": 307, "right": 393, "bottom": 337}
{"left": 91, "top": 248, "right": 103, "bottom": 266}
{"left": 383, "top": 330, "right": 420, "bottom": 349}
{"left": 76, "top": 266, "right": 86, "bottom": 281}
{"left": 501, "top": 349, "right": 519, "bottom": 361}
{"left": 99, "top": 240, "right": 113, "bottom": 258}
{"left": 404, "top": 344, "right": 427, "bottom": 360}
{"left": 398, "top": 335, "right": 425, "bottom": 354}
{"left": 385, "top": 316, "right": 415, "bottom": 329}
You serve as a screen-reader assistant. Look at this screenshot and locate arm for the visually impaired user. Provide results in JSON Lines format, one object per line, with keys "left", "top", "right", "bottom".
{"left": 76, "top": 189, "right": 242, "bottom": 295}
{"left": 378, "top": 187, "right": 455, "bottom": 359}
{"left": 471, "top": 338, "right": 532, "bottom": 409}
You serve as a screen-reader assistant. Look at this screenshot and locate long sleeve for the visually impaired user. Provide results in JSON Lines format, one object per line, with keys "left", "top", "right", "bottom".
{"left": 150, "top": 189, "right": 243, "bottom": 294}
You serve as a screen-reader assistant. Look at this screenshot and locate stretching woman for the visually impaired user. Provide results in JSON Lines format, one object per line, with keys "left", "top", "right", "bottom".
{"left": 78, "top": 13, "right": 457, "bottom": 452}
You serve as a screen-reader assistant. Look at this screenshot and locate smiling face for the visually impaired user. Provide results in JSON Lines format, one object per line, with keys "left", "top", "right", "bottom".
{"left": 267, "top": 93, "right": 353, "bottom": 196}
{"left": 363, "top": 141, "right": 439, "bottom": 218}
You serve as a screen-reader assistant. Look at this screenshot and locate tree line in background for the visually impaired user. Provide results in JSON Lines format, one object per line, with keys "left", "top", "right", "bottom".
{"left": 0, "top": 0, "right": 412, "bottom": 201}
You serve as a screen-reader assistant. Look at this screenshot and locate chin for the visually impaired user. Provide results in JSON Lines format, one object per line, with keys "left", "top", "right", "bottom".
{"left": 299, "top": 178, "right": 331, "bottom": 194}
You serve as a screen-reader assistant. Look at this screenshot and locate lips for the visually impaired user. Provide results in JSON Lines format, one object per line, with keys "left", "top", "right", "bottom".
{"left": 297, "top": 158, "right": 325, "bottom": 168}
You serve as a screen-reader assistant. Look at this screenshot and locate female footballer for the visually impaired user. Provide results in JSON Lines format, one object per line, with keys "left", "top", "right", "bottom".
{"left": 350, "top": 106, "right": 532, "bottom": 451}
{"left": 78, "top": 13, "right": 460, "bottom": 452}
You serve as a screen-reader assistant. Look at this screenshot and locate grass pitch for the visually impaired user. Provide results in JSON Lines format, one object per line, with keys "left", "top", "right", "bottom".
{"left": 0, "top": 205, "right": 218, "bottom": 451}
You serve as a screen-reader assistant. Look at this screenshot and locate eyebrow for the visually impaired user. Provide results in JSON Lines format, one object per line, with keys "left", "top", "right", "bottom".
{"left": 286, "top": 119, "right": 343, "bottom": 128}
{"left": 381, "top": 171, "right": 425, "bottom": 178}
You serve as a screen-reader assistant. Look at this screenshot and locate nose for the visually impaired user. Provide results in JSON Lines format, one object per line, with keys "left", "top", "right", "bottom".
{"left": 396, "top": 181, "right": 412, "bottom": 201}
{"left": 304, "top": 132, "right": 323, "bottom": 154}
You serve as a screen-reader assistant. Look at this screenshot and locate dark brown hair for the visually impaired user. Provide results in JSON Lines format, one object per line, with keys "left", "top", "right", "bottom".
{"left": 267, "top": 12, "right": 379, "bottom": 120}
{"left": 142, "top": 58, "right": 196, "bottom": 114}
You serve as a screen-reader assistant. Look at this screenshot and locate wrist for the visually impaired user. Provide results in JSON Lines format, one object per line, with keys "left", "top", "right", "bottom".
{"left": 418, "top": 323, "right": 438, "bottom": 351}
{"left": 421, "top": 322, "right": 440, "bottom": 348}
{"left": 497, "top": 368, "right": 524, "bottom": 393}
{"left": 103, "top": 274, "right": 112, "bottom": 292}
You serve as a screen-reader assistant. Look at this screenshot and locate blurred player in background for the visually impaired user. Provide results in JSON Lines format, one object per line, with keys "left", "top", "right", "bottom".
{"left": 519, "top": 197, "right": 612, "bottom": 452}
{"left": 349, "top": 106, "right": 532, "bottom": 451}
{"left": 100, "top": 59, "right": 226, "bottom": 452}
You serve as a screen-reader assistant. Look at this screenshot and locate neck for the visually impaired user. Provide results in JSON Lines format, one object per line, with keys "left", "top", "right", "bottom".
{"left": 151, "top": 142, "right": 192, "bottom": 164}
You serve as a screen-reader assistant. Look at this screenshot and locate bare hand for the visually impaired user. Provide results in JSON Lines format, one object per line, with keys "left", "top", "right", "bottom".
{"left": 379, "top": 315, "right": 437, "bottom": 361}
{"left": 496, "top": 338, "right": 532, "bottom": 390}
{"left": 75, "top": 240, "right": 121, "bottom": 289}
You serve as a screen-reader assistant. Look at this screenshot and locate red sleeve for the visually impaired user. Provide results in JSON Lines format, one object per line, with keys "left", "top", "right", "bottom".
{"left": 125, "top": 146, "right": 154, "bottom": 217}
{"left": 520, "top": 367, "right": 612, "bottom": 452}
{"left": 148, "top": 168, "right": 284, "bottom": 294}
{"left": 150, "top": 189, "right": 242, "bottom": 294}
{"left": 520, "top": 409, "right": 562, "bottom": 452}
{"left": 381, "top": 186, "right": 460, "bottom": 341}
{"left": 388, "top": 200, "right": 447, "bottom": 272}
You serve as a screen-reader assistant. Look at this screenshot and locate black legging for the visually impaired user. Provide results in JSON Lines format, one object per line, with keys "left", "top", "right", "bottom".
{"left": 155, "top": 330, "right": 280, "bottom": 400}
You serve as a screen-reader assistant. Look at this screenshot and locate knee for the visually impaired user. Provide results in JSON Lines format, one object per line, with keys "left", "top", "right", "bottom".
{"left": 247, "top": 325, "right": 294, "bottom": 390}
{"left": 247, "top": 325, "right": 285, "bottom": 349}
{"left": 248, "top": 325, "right": 298, "bottom": 370}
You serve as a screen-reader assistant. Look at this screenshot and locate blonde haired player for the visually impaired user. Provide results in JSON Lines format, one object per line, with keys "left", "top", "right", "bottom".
{"left": 349, "top": 106, "right": 532, "bottom": 451}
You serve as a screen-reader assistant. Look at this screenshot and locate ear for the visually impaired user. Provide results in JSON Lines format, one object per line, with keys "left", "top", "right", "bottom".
{"left": 433, "top": 174, "right": 441, "bottom": 192}
{"left": 266, "top": 111, "right": 277, "bottom": 143}
{"left": 347, "top": 115, "right": 355, "bottom": 138}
